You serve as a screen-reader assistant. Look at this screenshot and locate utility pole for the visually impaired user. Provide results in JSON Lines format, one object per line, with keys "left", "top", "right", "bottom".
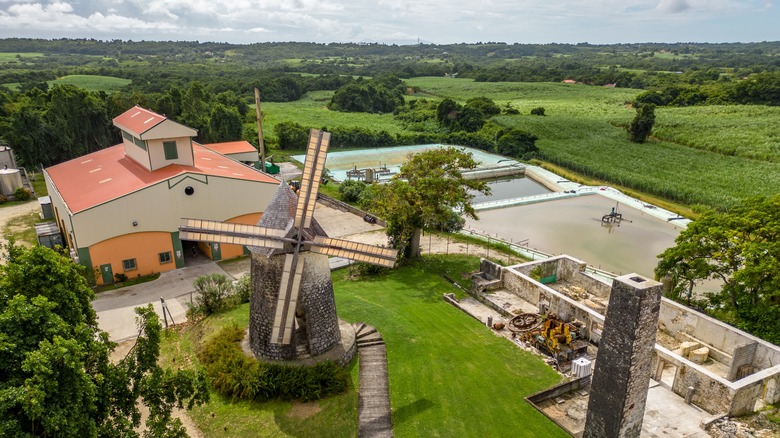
{"left": 254, "top": 88, "right": 266, "bottom": 172}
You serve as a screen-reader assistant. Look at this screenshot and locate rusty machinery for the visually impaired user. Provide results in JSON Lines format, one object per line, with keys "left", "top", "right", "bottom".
{"left": 508, "top": 313, "right": 588, "bottom": 363}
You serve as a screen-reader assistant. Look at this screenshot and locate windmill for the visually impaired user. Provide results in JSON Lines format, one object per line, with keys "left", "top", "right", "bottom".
{"left": 179, "top": 129, "right": 397, "bottom": 361}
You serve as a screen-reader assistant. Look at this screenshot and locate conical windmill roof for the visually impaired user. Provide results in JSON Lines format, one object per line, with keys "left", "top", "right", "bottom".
{"left": 250, "top": 180, "right": 327, "bottom": 256}
{"left": 256, "top": 180, "right": 297, "bottom": 231}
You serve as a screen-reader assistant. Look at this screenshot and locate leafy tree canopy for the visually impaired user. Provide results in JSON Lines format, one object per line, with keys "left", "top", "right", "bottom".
{"left": 328, "top": 77, "right": 404, "bottom": 114}
{"left": 367, "top": 148, "right": 489, "bottom": 260}
{"left": 0, "top": 244, "right": 209, "bottom": 437}
{"left": 627, "top": 103, "right": 656, "bottom": 143}
{"left": 655, "top": 195, "right": 780, "bottom": 343}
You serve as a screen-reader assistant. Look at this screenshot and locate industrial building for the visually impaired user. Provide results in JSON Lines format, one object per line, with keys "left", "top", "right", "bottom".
{"left": 44, "top": 106, "right": 278, "bottom": 284}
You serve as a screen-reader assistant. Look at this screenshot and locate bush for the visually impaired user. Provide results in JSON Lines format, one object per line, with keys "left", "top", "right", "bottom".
{"left": 0, "top": 194, "right": 7, "bottom": 204}
{"left": 114, "top": 272, "right": 128, "bottom": 283}
{"left": 530, "top": 107, "right": 546, "bottom": 116}
{"left": 192, "top": 273, "right": 234, "bottom": 316}
{"left": 348, "top": 261, "right": 390, "bottom": 278}
{"left": 234, "top": 274, "right": 251, "bottom": 304}
{"left": 338, "top": 179, "right": 367, "bottom": 203}
{"left": 13, "top": 187, "right": 32, "bottom": 201}
{"left": 198, "top": 325, "right": 349, "bottom": 402}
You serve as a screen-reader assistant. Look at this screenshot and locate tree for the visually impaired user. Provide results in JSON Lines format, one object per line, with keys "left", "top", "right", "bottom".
{"left": 627, "top": 103, "right": 656, "bottom": 143}
{"left": 274, "top": 121, "right": 309, "bottom": 150}
{"left": 207, "top": 103, "right": 243, "bottom": 143}
{"left": 328, "top": 79, "right": 403, "bottom": 113}
{"left": 496, "top": 128, "right": 539, "bottom": 159}
{"left": 656, "top": 195, "right": 780, "bottom": 342}
{"left": 0, "top": 244, "right": 208, "bottom": 436}
{"left": 338, "top": 179, "right": 367, "bottom": 203}
{"left": 369, "top": 148, "right": 490, "bottom": 261}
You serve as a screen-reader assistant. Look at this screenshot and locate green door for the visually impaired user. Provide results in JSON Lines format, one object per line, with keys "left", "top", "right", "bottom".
{"left": 211, "top": 243, "right": 222, "bottom": 261}
{"left": 100, "top": 263, "right": 114, "bottom": 284}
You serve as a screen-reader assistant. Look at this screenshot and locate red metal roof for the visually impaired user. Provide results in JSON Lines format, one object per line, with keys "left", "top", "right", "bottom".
{"left": 203, "top": 141, "right": 257, "bottom": 155}
{"left": 112, "top": 105, "right": 166, "bottom": 136}
{"left": 46, "top": 143, "right": 279, "bottom": 214}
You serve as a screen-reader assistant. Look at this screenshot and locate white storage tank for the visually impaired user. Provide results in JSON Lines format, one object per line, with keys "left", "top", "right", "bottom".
{"left": 0, "top": 168, "right": 23, "bottom": 196}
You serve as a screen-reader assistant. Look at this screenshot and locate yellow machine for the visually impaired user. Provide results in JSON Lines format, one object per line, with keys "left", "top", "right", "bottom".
{"left": 511, "top": 313, "right": 587, "bottom": 363}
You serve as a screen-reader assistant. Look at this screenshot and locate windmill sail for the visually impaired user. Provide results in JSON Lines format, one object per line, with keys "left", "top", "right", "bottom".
{"left": 294, "top": 130, "right": 331, "bottom": 230}
{"left": 179, "top": 218, "right": 285, "bottom": 248}
{"left": 311, "top": 236, "right": 396, "bottom": 267}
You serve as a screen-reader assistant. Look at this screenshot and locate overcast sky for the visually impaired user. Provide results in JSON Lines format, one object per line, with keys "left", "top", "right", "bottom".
{"left": 0, "top": 0, "right": 777, "bottom": 45}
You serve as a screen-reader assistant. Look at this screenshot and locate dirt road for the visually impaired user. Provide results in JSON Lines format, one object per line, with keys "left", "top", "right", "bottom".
{"left": 0, "top": 201, "right": 41, "bottom": 253}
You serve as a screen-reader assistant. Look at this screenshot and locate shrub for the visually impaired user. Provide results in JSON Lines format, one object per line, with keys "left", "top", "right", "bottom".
{"left": 530, "top": 107, "right": 546, "bottom": 116}
{"left": 348, "top": 261, "right": 389, "bottom": 278}
{"left": 192, "top": 273, "right": 234, "bottom": 316}
{"left": 234, "top": 274, "right": 251, "bottom": 304}
{"left": 0, "top": 194, "right": 7, "bottom": 204}
{"left": 114, "top": 272, "right": 128, "bottom": 283}
{"left": 199, "top": 325, "right": 349, "bottom": 402}
{"left": 338, "top": 179, "right": 367, "bottom": 203}
{"left": 13, "top": 187, "right": 32, "bottom": 201}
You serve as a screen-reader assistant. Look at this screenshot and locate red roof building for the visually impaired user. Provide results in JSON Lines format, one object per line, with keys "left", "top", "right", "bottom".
{"left": 44, "top": 106, "right": 279, "bottom": 284}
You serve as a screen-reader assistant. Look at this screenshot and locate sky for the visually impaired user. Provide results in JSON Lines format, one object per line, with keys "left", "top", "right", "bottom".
{"left": 0, "top": 0, "right": 777, "bottom": 45}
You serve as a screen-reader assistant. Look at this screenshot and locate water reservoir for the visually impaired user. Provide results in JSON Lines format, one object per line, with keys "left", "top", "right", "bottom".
{"left": 465, "top": 194, "right": 684, "bottom": 278}
{"left": 471, "top": 176, "right": 551, "bottom": 204}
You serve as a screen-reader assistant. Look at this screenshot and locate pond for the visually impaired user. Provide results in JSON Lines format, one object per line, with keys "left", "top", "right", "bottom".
{"left": 471, "top": 176, "right": 551, "bottom": 204}
{"left": 464, "top": 194, "right": 684, "bottom": 278}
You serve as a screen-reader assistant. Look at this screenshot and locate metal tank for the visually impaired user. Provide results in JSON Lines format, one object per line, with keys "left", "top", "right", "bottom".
{"left": 0, "top": 168, "right": 23, "bottom": 196}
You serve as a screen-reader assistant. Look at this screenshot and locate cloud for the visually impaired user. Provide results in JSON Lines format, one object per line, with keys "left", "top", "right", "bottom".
{"left": 0, "top": 0, "right": 777, "bottom": 44}
{"left": 657, "top": 0, "right": 691, "bottom": 13}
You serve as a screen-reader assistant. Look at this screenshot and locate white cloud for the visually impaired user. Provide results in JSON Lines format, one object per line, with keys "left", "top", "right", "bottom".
{"left": 0, "top": 0, "right": 776, "bottom": 43}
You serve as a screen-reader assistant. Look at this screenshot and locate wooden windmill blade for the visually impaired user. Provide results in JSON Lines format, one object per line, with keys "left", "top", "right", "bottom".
{"left": 294, "top": 129, "right": 331, "bottom": 230}
{"left": 179, "top": 218, "right": 286, "bottom": 248}
{"left": 311, "top": 236, "right": 398, "bottom": 268}
{"left": 271, "top": 253, "right": 305, "bottom": 344}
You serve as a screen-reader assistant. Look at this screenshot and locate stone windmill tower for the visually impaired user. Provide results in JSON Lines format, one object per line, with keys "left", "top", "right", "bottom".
{"left": 180, "top": 129, "right": 396, "bottom": 362}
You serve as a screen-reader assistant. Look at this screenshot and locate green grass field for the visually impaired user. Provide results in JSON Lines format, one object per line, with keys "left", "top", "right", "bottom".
{"left": 159, "top": 255, "right": 566, "bottom": 437}
{"left": 404, "top": 77, "right": 780, "bottom": 209}
{"left": 654, "top": 105, "right": 780, "bottom": 162}
{"left": 261, "top": 76, "right": 779, "bottom": 209}
{"left": 262, "top": 91, "right": 405, "bottom": 140}
{"left": 49, "top": 74, "right": 131, "bottom": 93}
{"left": 0, "top": 52, "right": 44, "bottom": 63}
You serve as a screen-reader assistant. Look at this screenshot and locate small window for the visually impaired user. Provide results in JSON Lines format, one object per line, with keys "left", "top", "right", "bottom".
{"left": 122, "top": 131, "right": 133, "bottom": 142}
{"left": 122, "top": 258, "right": 137, "bottom": 271}
{"left": 163, "top": 141, "right": 178, "bottom": 160}
{"left": 133, "top": 136, "right": 147, "bottom": 151}
{"left": 159, "top": 251, "right": 172, "bottom": 264}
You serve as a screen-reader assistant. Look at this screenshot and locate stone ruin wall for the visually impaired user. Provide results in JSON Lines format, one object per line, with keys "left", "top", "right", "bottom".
{"left": 500, "top": 254, "right": 780, "bottom": 415}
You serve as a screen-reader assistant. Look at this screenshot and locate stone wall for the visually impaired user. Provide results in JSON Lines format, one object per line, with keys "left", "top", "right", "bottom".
{"left": 728, "top": 342, "right": 758, "bottom": 381}
{"left": 672, "top": 362, "right": 732, "bottom": 414}
{"left": 660, "top": 298, "right": 780, "bottom": 371}
{"left": 249, "top": 251, "right": 341, "bottom": 361}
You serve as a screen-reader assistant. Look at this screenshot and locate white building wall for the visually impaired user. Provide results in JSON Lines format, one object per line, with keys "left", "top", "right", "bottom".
{"left": 71, "top": 174, "right": 278, "bottom": 247}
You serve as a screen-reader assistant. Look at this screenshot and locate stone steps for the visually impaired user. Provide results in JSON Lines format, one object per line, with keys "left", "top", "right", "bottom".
{"left": 356, "top": 323, "right": 393, "bottom": 438}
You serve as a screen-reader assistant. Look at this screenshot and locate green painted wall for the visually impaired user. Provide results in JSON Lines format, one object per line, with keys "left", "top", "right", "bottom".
{"left": 171, "top": 232, "right": 184, "bottom": 269}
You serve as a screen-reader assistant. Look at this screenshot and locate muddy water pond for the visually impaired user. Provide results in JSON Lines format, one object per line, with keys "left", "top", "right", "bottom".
{"left": 464, "top": 194, "right": 684, "bottom": 278}
{"left": 471, "top": 176, "right": 551, "bottom": 203}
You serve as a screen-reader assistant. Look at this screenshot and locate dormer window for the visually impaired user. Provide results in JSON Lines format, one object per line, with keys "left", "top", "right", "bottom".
{"left": 122, "top": 130, "right": 148, "bottom": 151}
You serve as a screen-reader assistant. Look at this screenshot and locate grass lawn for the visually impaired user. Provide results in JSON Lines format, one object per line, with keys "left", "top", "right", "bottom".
{"left": 158, "top": 254, "right": 567, "bottom": 437}
{"left": 334, "top": 254, "right": 567, "bottom": 437}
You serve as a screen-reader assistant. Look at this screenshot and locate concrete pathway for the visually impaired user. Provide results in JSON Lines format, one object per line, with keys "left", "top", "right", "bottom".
{"left": 356, "top": 323, "right": 393, "bottom": 438}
